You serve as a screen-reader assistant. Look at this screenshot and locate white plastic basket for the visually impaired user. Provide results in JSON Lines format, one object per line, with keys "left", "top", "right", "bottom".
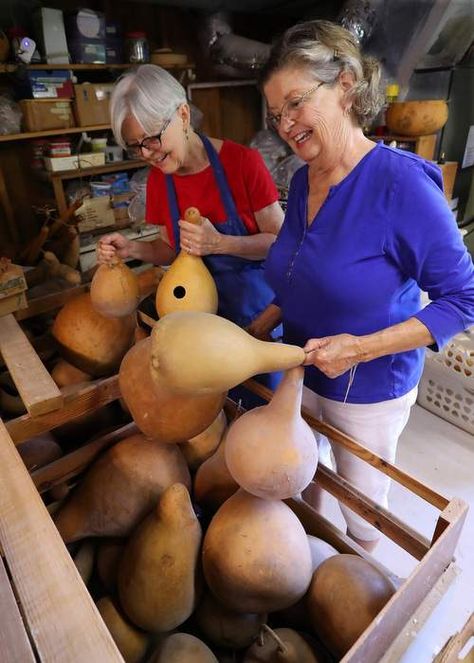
{"left": 417, "top": 329, "right": 474, "bottom": 435}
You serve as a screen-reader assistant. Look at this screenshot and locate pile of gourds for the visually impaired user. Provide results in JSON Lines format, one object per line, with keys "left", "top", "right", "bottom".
{"left": 45, "top": 214, "right": 397, "bottom": 662}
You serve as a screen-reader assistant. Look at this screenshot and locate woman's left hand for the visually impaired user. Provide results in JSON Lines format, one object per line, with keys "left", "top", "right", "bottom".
{"left": 179, "top": 216, "right": 222, "bottom": 256}
{"left": 303, "top": 334, "right": 362, "bottom": 378}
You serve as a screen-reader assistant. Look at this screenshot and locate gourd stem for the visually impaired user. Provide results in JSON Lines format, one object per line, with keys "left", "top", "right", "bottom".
{"left": 261, "top": 624, "right": 288, "bottom": 654}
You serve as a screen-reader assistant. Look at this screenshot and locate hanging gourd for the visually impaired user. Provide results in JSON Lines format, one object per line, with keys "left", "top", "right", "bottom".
{"left": 150, "top": 311, "right": 305, "bottom": 395}
{"left": 225, "top": 367, "right": 318, "bottom": 499}
{"left": 90, "top": 257, "right": 140, "bottom": 318}
{"left": 155, "top": 206, "right": 218, "bottom": 317}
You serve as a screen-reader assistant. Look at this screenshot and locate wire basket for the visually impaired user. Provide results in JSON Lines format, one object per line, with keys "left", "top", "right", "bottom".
{"left": 417, "top": 329, "right": 474, "bottom": 434}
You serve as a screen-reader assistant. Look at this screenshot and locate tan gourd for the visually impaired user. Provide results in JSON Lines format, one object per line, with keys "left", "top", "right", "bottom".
{"left": 307, "top": 535, "right": 338, "bottom": 573}
{"left": 202, "top": 489, "right": 313, "bottom": 613}
{"left": 51, "top": 358, "right": 92, "bottom": 388}
{"left": 306, "top": 554, "right": 396, "bottom": 657}
{"left": 148, "top": 633, "right": 218, "bottom": 663}
{"left": 386, "top": 99, "right": 448, "bottom": 137}
{"left": 155, "top": 206, "right": 218, "bottom": 317}
{"left": 54, "top": 433, "right": 191, "bottom": 542}
{"left": 52, "top": 292, "right": 136, "bottom": 376}
{"left": 91, "top": 257, "right": 140, "bottom": 318}
{"left": 195, "top": 592, "right": 267, "bottom": 650}
{"left": 17, "top": 432, "right": 62, "bottom": 470}
{"left": 225, "top": 367, "right": 318, "bottom": 499}
{"left": 96, "top": 538, "right": 124, "bottom": 593}
{"left": 73, "top": 540, "right": 95, "bottom": 586}
{"left": 118, "top": 483, "right": 202, "bottom": 632}
{"left": 150, "top": 311, "right": 305, "bottom": 395}
{"left": 194, "top": 432, "right": 239, "bottom": 511}
{"left": 180, "top": 409, "right": 227, "bottom": 470}
{"left": 243, "top": 626, "right": 322, "bottom": 663}
{"left": 96, "top": 597, "right": 148, "bottom": 663}
{"left": 119, "top": 338, "right": 226, "bottom": 443}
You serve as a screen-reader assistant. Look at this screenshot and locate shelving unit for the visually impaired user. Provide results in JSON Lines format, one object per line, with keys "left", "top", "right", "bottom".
{"left": 368, "top": 133, "right": 437, "bottom": 161}
{"left": 0, "top": 63, "right": 194, "bottom": 73}
{"left": 0, "top": 125, "right": 111, "bottom": 143}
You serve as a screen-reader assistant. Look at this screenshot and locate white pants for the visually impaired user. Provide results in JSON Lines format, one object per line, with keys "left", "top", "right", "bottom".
{"left": 302, "top": 386, "right": 418, "bottom": 542}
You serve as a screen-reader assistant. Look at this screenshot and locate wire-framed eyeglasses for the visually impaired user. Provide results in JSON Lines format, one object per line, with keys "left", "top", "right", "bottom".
{"left": 266, "top": 81, "right": 326, "bottom": 131}
{"left": 125, "top": 111, "right": 176, "bottom": 158}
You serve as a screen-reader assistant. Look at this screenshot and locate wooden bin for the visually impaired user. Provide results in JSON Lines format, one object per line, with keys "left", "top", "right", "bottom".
{"left": 0, "top": 288, "right": 469, "bottom": 663}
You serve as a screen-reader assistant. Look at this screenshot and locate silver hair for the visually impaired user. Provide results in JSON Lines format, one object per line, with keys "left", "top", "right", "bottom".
{"left": 260, "top": 20, "right": 384, "bottom": 126}
{"left": 110, "top": 64, "right": 187, "bottom": 148}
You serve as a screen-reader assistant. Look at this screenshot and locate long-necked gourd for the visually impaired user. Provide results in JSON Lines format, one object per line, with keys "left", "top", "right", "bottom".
{"left": 225, "top": 367, "right": 318, "bottom": 499}
{"left": 90, "top": 257, "right": 140, "bottom": 318}
{"left": 155, "top": 206, "right": 218, "bottom": 317}
{"left": 150, "top": 311, "right": 305, "bottom": 395}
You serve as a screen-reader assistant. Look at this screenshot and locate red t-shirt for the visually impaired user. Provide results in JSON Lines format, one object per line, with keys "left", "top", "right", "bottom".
{"left": 145, "top": 139, "right": 278, "bottom": 248}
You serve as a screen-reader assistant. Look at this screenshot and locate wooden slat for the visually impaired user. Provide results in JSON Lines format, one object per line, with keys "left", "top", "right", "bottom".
{"left": 434, "top": 612, "right": 474, "bottom": 663}
{"left": 314, "top": 465, "right": 431, "bottom": 560}
{"left": 15, "top": 285, "right": 89, "bottom": 321}
{"left": 32, "top": 422, "right": 138, "bottom": 494}
{"left": 340, "top": 498, "right": 468, "bottom": 663}
{"left": 0, "top": 419, "right": 124, "bottom": 662}
{"left": 244, "top": 379, "right": 449, "bottom": 511}
{"left": 0, "top": 315, "right": 63, "bottom": 416}
{"left": 0, "top": 555, "right": 36, "bottom": 663}
{"left": 6, "top": 376, "right": 121, "bottom": 444}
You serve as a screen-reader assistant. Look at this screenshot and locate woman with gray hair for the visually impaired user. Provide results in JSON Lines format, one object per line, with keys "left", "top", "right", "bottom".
{"left": 250, "top": 20, "right": 474, "bottom": 550}
{"left": 97, "top": 64, "right": 284, "bottom": 344}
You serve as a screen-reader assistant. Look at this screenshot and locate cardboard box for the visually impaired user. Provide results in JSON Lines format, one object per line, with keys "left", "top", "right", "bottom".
{"left": 0, "top": 262, "right": 28, "bottom": 317}
{"left": 73, "top": 83, "right": 113, "bottom": 126}
{"left": 44, "top": 152, "right": 105, "bottom": 172}
{"left": 20, "top": 99, "right": 75, "bottom": 132}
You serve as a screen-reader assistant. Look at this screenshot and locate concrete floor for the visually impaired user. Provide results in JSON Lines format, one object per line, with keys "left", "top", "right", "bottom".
{"left": 316, "top": 402, "right": 474, "bottom": 661}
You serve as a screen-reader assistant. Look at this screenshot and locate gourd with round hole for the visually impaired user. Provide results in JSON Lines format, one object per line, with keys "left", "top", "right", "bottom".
{"left": 155, "top": 207, "right": 218, "bottom": 317}
{"left": 54, "top": 432, "right": 190, "bottom": 542}
{"left": 193, "top": 431, "right": 239, "bottom": 511}
{"left": 96, "top": 597, "right": 148, "bottom": 663}
{"left": 243, "top": 626, "right": 322, "bottom": 663}
{"left": 195, "top": 591, "right": 267, "bottom": 650}
{"left": 150, "top": 311, "right": 305, "bottom": 395}
{"left": 225, "top": 366, "right": 318, "bottom": 499}
{"left": 148, "top": 633, "right": 218, "bottom": 663}
{"left": 52, "top": 292, "right": 136, "bottom": 376}
{"left": 90, "top": 257, "right": 140, "bottom": 318}
{"left": 118, "top": 483, "right": 202, "bottom": 632}
{"left": 202, "top": 489, "right": 312, "bottom": 613}
{"left": 119, "top": 337, "right": 226, "bottom": 443}
{"left": 306, "top": 554, "right": 396, "bottom": 657}
{"left": 180, "top": 409, "right": 227, "bottom": 470}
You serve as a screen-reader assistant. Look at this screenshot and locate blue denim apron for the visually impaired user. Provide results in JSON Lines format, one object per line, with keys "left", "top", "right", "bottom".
{"left": 165, "top": 134, "right": 281, "bottom": 401}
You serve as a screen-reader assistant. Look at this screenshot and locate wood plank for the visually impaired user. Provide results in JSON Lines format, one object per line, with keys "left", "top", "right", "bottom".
{"left": 0, "top": 315, "right": 63, "bottom": 417}
{"left": 244, "top": 379, "right": 449, "bottom": 511}
{"left": 6, "top": 375, "right": 121, "bottom": 444}
{"left": 340, "top": 498, "right": 468, "bottom": 663}
{"left": 0, "top": 555, "right": 36, "bottom": 663}
{"left": 0, "top": 419, "right": 124, "bottom": 662}
{"left": 32, "top": 422, "right": 138, "bottom": 494}
{"left": 48, "top": 159, "right": 144, "bottom": 181}
{"left": 0, "top": 125, "right": 112, "bottom": 143}
{"left": 15, "top": 284, "right": 89, "bottom": 321}
{"left": 434, "top": 612, "right": 474, "bottom": 663}
{"left": 314, "top": 466, "right": 431, "bottom": 560}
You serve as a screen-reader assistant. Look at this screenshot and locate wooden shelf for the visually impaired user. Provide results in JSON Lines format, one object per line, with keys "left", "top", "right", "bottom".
{"left": 0, "top": 125, "right": 111, "bottom": 143}
{"left": 0, "top": 62, "right": 194, "bottom": 73}
{"left": 47, "top": 159, "right": 144, "bottom": 180}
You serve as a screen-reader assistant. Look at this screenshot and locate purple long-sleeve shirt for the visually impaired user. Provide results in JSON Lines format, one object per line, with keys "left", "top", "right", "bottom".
{"left": 265, "top": 142, "right": 474, "bottom": 403}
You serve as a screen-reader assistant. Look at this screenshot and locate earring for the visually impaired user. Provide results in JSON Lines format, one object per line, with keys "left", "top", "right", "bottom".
{"left": 344, "top": 106, "right": 352, "bottom": 117}
{"left": 183, "top": 125, "right": 189, "bottom": 140}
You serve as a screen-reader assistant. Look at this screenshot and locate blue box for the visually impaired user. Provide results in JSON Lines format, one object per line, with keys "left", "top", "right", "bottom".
{"left": 15, "top": 69, "right": 74, "bottom": 99}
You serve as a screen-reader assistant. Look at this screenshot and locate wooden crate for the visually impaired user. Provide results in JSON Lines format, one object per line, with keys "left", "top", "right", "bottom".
{"left": 0, "top": 298, "right": 469, "bottom": 663}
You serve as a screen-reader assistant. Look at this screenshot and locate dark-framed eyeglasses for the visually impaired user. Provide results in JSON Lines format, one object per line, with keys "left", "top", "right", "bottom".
{"left": 125, "top": 113, "right": 175, "bottom": 158}
{"left": 266, "top": 81, "right": 326, "bottom": 131}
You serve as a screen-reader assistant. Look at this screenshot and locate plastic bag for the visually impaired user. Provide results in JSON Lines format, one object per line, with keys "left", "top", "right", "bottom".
{"left": 128, "top": 167, "right": 149, "bottom": 226}
{"left": 0, "top": 93, "right": 22, "bottom": 135}
{"left": 250, "top": 129, "right": 290, "bottom": 173}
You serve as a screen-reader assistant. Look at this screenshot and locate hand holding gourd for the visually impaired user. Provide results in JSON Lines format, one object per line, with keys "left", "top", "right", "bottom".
{"left": 97, "top": 232, "right": 131, "bottom": 264}
{"left": 179, "top": 215, "right": 221, "bottom": 256}
{"left": 303, "top": 333, "right": 362, "bottom": 378}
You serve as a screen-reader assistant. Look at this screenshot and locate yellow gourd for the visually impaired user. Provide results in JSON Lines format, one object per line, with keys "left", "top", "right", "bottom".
{"left": 119, "top": 338, "right": 226, "bottom": 443}
{"left": 90, "top": 257, "right": 140, "bottom": 318}
{"left": 225, "top": 367, "right": 318, "bottom": 499}
{"left": 118, "top": 483, "right": 202, "bottom": 632}
{"left": 150, "top": 311, "right": 305, "bottom": 395}
{"left": 180, "top": 409, "right": 227, "bottom": 470}
{"left": 194, "top": 431, "right": 239, "bottom": 511}
{"left": 155, "top": 207, "right": 218, "bottom": 317}
{"left": 96, "top": 597, "right": 148, "bottom": 663}
{"left": 202, "top": 489, "right": 313, "bottom": 613}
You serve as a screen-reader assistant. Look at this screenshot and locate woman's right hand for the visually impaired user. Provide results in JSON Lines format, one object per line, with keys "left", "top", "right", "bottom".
{"left": 97, "top": 233, "right": 131, "bottom": 264}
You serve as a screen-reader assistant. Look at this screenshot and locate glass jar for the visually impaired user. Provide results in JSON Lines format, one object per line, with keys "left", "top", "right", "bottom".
{"left": 125, "top": 32, "right": 150, "bottom": 64}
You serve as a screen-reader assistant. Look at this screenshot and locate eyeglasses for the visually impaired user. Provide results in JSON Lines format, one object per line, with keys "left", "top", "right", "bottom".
{"left": 266, "top": 81, "right": 326, "bottom": 131}
{"left": 125, "top": 112, "right": 175, "bottom": 158}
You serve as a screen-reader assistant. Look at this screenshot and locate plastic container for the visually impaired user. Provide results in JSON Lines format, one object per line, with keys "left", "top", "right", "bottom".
{"left": 91, "top": 137, "right": 107, "bottom": 153}
{"left": 417, "top": 329, "right": 474, "bottom": 435}
{"left": 125, "top": 31, "right": 149, "bottom": 63}
{"left": 90, "top": 181, "right": 112, "bottom": 197}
